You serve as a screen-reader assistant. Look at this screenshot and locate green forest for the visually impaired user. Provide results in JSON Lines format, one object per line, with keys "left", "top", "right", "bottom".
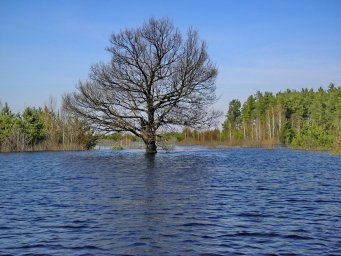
{"left": 163, "top": 84, "right": 341, "bottom": 154}
{"left": 1, "top": 84, "right": 340, "bottom": 153}
{"left": 220, "top": 83, "right": 341, "bottom": 152}
{"left": 0, "top": 103, "right": 96, "bottom": 152}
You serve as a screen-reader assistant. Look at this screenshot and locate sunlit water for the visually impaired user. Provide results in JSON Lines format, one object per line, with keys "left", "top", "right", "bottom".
{"left": 0, "top": 148, "right": 340, "bottom": 255}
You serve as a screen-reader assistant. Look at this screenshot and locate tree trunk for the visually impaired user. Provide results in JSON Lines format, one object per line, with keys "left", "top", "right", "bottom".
{"left": 267, "top": 111, "right": 272, "bottom": 139}
{"left": 229, "top": 122, "right": 232, "bottom": 143}
{"left": 272, "top": 107, "right": 275, "bottom": 139}
{"left": 278, "top": 108, "right": 282, "bottom": 143}
{"left": 145, "top": 140, "right": 157, "bottom": 154}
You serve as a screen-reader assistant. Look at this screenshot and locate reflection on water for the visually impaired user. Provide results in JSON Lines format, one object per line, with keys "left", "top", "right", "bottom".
{"left": 144, "top": 152, "right": 156, "bottom": 169}
{"left": 0, "top": 148, "right": 340, "bottom": 255}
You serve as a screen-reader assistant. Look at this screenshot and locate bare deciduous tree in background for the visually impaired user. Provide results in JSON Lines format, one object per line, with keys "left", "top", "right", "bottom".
{"left": 63, "top": 18, "right": 219, "bottom": 153}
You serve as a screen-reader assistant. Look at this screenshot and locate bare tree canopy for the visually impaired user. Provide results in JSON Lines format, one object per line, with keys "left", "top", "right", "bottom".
{"left": 63, "top": 18, "right": 219, "bottom": 153}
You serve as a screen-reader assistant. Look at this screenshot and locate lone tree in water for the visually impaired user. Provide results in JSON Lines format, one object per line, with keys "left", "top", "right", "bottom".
{"left": 63, "top": 18, "right": 219, "bottom": 153}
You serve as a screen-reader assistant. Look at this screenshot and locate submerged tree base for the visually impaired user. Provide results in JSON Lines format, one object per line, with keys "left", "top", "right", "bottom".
{"left": 145, "top": 141, "right": 157, "bottom": 154}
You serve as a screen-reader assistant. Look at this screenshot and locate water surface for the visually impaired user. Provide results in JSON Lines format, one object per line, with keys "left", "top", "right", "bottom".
{"left": 0, "top": 148, "right": 340, "bottom": 255}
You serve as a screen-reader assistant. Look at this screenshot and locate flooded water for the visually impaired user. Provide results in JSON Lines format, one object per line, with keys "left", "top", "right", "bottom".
{"left": 0, "top": 148, "right": 340, "bottom": 255}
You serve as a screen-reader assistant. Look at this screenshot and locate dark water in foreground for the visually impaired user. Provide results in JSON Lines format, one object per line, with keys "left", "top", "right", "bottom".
{"left": 0, "top": 148, "right": 340, "bottom": 255}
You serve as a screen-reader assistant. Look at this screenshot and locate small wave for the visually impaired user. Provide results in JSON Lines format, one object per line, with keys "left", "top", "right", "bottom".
{"left": 237, "top": 212, "right": 270, "bottom": 218}
{"left": 237, "top": 231, "right": 279, "bottom": 238}
{"left": 0, "top": 226, "right": 11, "bottom": 230}
{"left": 217, "top": 231, "right": 312, "bottom": 240}
{"left": 181, "top": 239, "right": 195, "bottom": 243}
{"left": 126, "top": 242, "right": 146, "bottom": 247}
{"left": 181, "top": 222, "right": 219, "bottom": 227}
{"left": 69, "top": 245, "right": 102, "bottom": 250}
{"left": 218, "top": 231, "right": 280, "bottom": 238}
{"left": 42, "top": 224, "right": 88, "bottom": 230}
{"left": 200, "top": 235, "right": 216, "bottom": 239}
{"left": 283, "top": 234, "right": 313, "bottom": 240}
{"left": 291, "top": 228, "right": 307, "bottom": 233}
{"left": 161, "top": 233, "right": 178, "bottom": 238}
{"left": 256, "top": 186, "right": 270, "bottom": 191}
{"left": 199, "top": 253, "right": 226, "bottom": 256}
{"left": 61, "top": 224, "right": 88, "bottom": 229}
{"left": 72, "top": 219, "right": 91, "bottom": 223}
{"left": 21, "top": 254, "right": 50, "bottom": 256}
{"left": 286, "top": 198, "right": 310, "bottom": 203}
{"left": 314, "top": 199, "right": 338, "bottom": 203}
{"left": 7, "top": 244, "right": 47, "bottom": 250}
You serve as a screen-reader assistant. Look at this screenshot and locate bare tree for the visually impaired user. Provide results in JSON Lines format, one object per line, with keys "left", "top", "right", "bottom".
{"left": 63, "top": 18, "right": 219, "bottom": 153}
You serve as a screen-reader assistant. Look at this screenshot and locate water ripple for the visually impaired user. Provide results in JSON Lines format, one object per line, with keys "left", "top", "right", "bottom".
{"left": 0, "top": 148, "right": 340, "bottom": 255}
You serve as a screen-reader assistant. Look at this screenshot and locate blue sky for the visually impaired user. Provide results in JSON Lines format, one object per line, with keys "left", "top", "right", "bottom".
{"left": 1, "top": 0, "right": 340, "bottom": 114}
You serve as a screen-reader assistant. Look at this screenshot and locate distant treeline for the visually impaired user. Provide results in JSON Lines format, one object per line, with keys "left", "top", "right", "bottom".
{"left": 221, "top": 83, "right": 341, "bottom": 151}
{"left": 1, "top": 84, "right": 340, "bottom": 153}
{"left": 91, "top": 84, "right": 341, "bottom": 154}
{"left": 0, "top": 103, "right": 96, "bottom": 152}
